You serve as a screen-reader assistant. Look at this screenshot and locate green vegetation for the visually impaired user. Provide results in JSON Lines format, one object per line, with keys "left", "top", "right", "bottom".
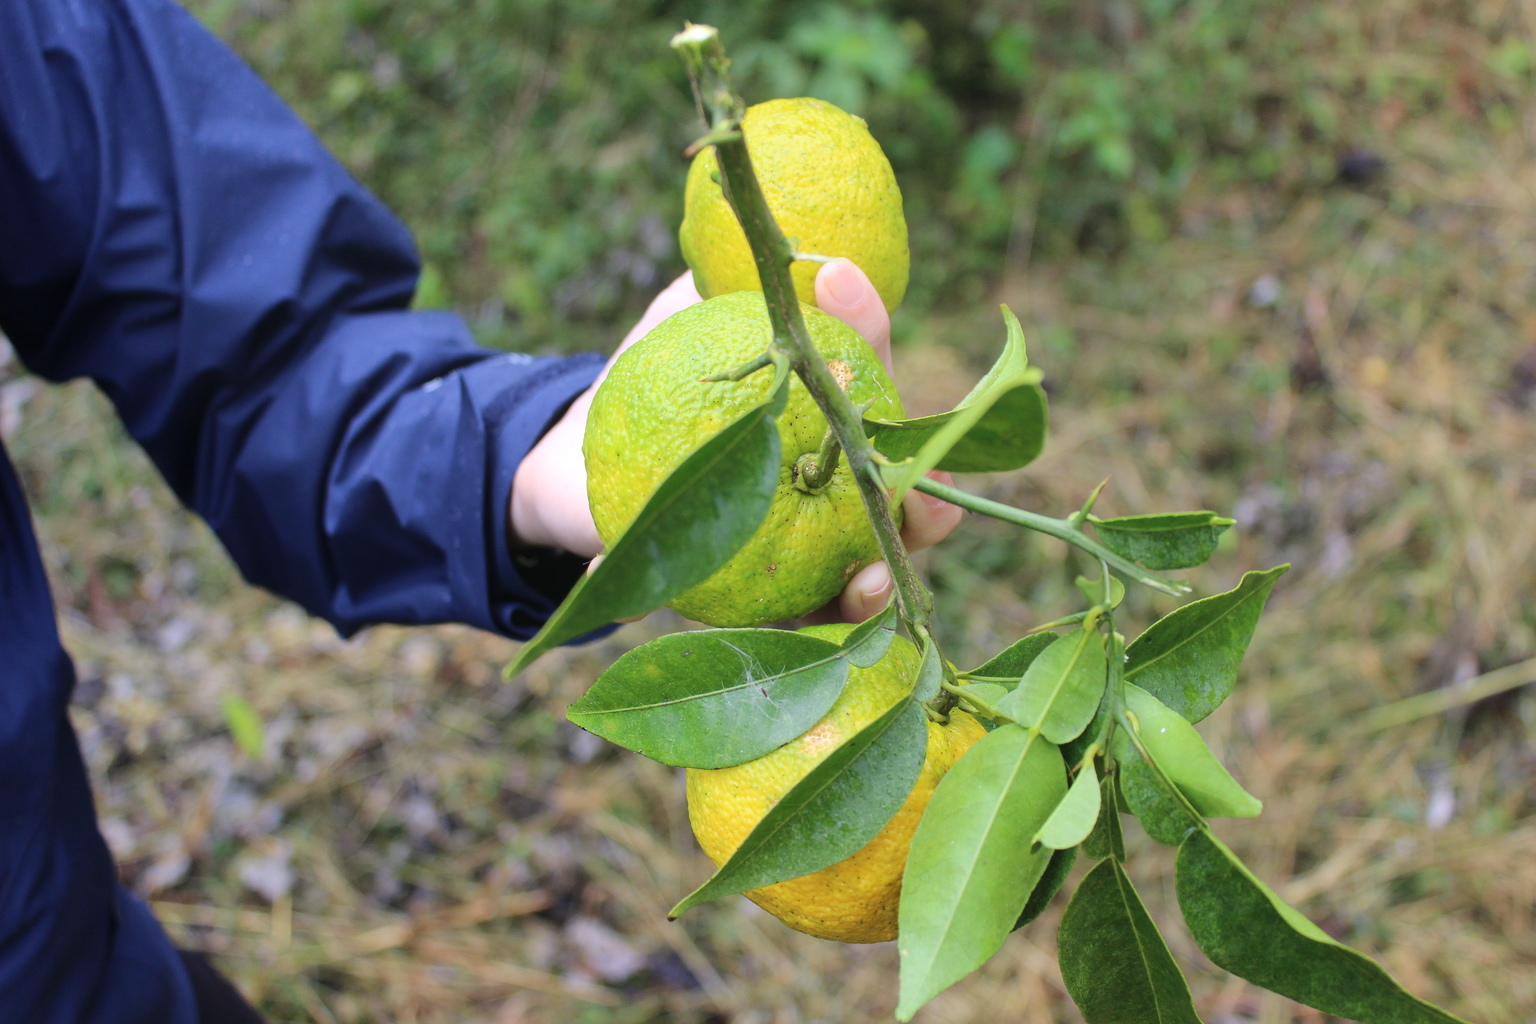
{"left": 3, "top": 1, "right": 1534, "bottom": 1021}
{"left": 198, "top": 0, "right": 1374, "bottom": 343}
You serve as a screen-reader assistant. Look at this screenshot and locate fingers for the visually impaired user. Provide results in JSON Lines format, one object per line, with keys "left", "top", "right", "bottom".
{"left": 815, "top": 260, "right": 892, "bottom": 375}
{"left": 810, "top": 261, "right": 932, "bottom": 625}
{"left": 838, "top": 561, "right": 895, "bottom": 622}
{"left": 900, "top": 470, "right": 963, "bottom": 553}
{"left": 799, "top": 561, "right": 894, "bottom": 626}
{"left": 799, "top": 470, "right": 962, "bottom": 626}
{"left": 826, "top": 470, "right": 960, "bottom": 624}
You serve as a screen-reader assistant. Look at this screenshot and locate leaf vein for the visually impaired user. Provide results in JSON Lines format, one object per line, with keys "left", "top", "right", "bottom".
{"left": 1113, "top": 863, "right": 1172, "bottom": 1022}
{"left": 726, "top": 701, "right": 907, "bottom": 863}
{"left": 577, "top": 643, "right": 844, "bottom": 715}
{"left": 913, "top": 729, "right": 1041, "bottom": 991}
{"left": 1125, "top": 587, "right": 1262, "bottom": 680}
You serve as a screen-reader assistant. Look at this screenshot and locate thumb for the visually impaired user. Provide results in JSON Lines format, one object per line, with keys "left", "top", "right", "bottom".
{"left": 815, "top": 260, "right": 892, "bottom": 374}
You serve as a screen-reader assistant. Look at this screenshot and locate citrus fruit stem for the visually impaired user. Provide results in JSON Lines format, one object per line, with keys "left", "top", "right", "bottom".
{"left": 792, "top": 428, "right": 841, "bottom": 493}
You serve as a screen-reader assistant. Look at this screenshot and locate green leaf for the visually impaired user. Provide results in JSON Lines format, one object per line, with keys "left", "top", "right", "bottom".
{"left": 966, "top": 632, "right": 1057, "bottom": 688}
{"left": 1036, "top": 762, "right": 1103, "bottom": 849}
{"left": 1075, "top": 573, "right": 1125, "bottom": 609}
{"left": 1125, "top": 565, "right": 1288, "bottom": 722}
{"left": 1177, "top": 831, "right": 1471, "bottom": 1024}
{"left": 1090, "top": 512, "right": 1234, "bottom": 571}
{"left": 1015, "top": 845, "right": 1077, "bottom": 930}
{"left": 221, "top": 696, "right": 265, "bottom": 759}
{"left": 896, "top": 724, "right": 1066, "bottom": 1020}
{"left": 1060, "top": 859, "right": 1204, "bottom": 1024}
{"left": 1061, "top": 693, "right": 1110, "bottom": 768}
{"left": 844, "top": 599, "right": 899, "bottom": 668}
{"left": 1082, "top": 771, "right": 1126, "bottom": 861}
{"left": 995, "top": 627, "right": 1108, "bottom": 744}
{"left": 670, "top": 698, "right": 926, "bottom": 917}
{"left": 1117, "top": 737, "right": 1200, "bottom": 846}
{"left": 508, "top": 370, "right": 788, "bottom": 675}
{"left": 913, "top": 633, "right": 943, "bottom": 702}
{"left": 567, "top": 630, "right": 848, "bottom": 769}
{"left": 868, "top": 306, "right": 1048, "bottom": 484}
{"left": 1118, "top": 682, "right": 1262, "bottom": 820}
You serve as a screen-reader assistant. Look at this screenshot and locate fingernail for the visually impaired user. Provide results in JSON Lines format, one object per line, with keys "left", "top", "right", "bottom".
{"left": 920, "top": 490, "right": 949, "bottom": 509}
{"left": 861, "top": 564, "right": 893, "bottom": 606}
{"left": 824, "top": 260, "right": 863, "bottom": 307}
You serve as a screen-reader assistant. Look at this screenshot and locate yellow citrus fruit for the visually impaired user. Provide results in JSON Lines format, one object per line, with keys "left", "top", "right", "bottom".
{"left": 686, "top": 625, "right": 986, "bottom": 943}
{"left": 680, "top": 97, "right": 909, "bottom": 313}
{"left": 584, "top": 291, "right": 904, "bottom": 627}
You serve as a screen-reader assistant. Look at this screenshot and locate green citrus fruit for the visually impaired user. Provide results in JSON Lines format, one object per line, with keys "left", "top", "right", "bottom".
{"left": 680, "top": 97, "right": 909, "bottom": 313}
{"left": 686, "top": 624, "right": 986, "bottom": 943}
{"left": 584, "top": 291, "right": 903, "bottom": 627}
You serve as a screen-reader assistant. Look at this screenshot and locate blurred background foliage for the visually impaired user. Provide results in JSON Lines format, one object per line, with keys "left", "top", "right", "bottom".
{"left": 7, "top": 0, "right": 1536, "bottom": 1020}
{"left": 198, "top": 0, "right": 1372, "bottom": 347}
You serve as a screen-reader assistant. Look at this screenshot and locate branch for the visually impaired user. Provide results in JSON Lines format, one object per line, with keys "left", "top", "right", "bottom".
{"left": 670, "top": 24, "right": 932, "bottom": 627}
{"left": 911, "top": 476, "right": 1190, "bottom": 597}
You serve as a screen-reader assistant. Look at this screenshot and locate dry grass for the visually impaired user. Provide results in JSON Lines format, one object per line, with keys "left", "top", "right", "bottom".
{"left": 6, "top": 2, "right": 1536, "bottom": 1022}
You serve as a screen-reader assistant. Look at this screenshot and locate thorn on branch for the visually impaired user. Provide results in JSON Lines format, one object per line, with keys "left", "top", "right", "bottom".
{"left": 1069, "top": 477, "right": 1110, "bottom": 529}
{"left": 683, "top": 124, "right": 743, "bottom": 159}
{"left": 700, "top": 350, "right": 774, "bottom": 383}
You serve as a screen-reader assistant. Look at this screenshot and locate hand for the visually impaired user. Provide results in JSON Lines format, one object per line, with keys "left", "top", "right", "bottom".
{"left": 509, "top": 271, "right": 703, "bottom": 558}
{"left": 508, "top": 261, "right": 962, "bottom": 623}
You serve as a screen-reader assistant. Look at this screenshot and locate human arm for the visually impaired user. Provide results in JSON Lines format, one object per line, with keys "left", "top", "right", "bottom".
{"left": 0, "top": 0, "right": 602, "bottom": 639}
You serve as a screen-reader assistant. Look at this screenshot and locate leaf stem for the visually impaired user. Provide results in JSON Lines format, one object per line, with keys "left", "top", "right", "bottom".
{"left": 1071, "top": 741, "right": 1101, "bottom": 777}
{"left": 1099, "top": 626, "right": 1127, "bottom": 753}
{"left": 939, "top": 679, "right": 1011, "bottom": 723}
{"left": 671, "top": 25, "right": 932, "bottom": 629}
{"left": 910, "top": 477, "right": 1190, "bottom": 597}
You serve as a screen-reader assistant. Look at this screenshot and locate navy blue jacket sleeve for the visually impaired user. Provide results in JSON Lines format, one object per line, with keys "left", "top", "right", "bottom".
{"left": 0, "top": 0, "right": 604, "bottom": 638}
